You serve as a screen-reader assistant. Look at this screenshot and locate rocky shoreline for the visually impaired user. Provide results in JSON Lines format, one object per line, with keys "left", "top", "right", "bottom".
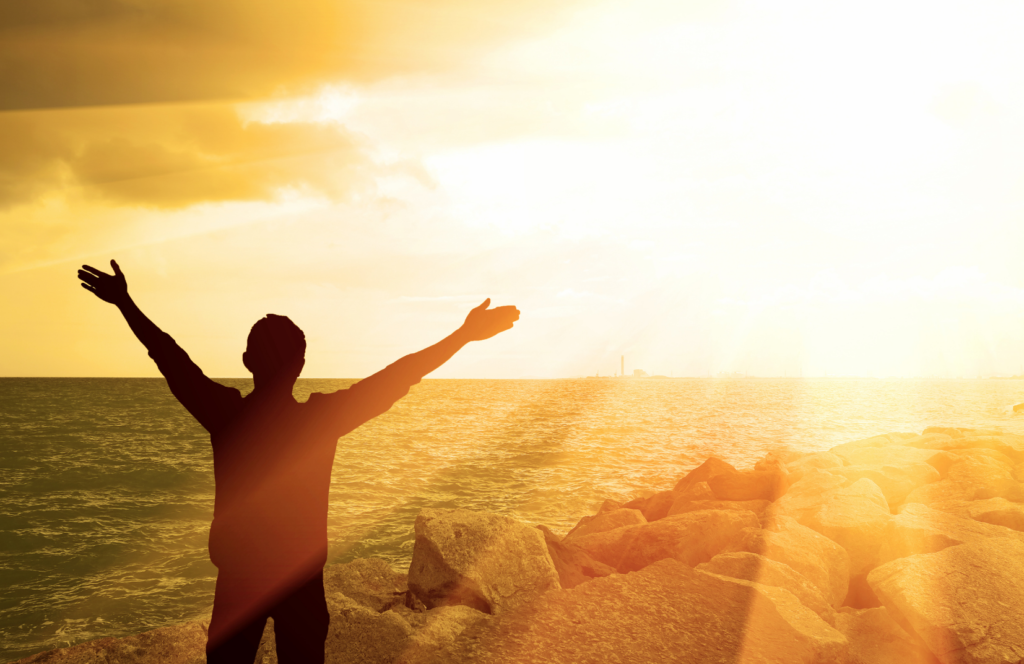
{"left": 13, "top": 427, "right": 1024, "bottom": 664}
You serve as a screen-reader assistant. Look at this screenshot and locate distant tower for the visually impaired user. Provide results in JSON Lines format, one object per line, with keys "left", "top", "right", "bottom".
{"left": 621, "top": 355, "right": 624, "bottom": 377}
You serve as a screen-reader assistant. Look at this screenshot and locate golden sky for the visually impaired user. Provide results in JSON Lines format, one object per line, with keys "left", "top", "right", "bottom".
{"left": 2, "top": 0, "right": 1023, "bottom": 378}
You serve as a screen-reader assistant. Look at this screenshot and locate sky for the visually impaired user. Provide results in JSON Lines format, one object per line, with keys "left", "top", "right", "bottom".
{"left": 2, "top": 0, "right": 1024, "bottom": 379}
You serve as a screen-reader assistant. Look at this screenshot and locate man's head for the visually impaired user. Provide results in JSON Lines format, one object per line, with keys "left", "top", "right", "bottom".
{"left": 243, "top": 314, "right": 306, "bottom": 385}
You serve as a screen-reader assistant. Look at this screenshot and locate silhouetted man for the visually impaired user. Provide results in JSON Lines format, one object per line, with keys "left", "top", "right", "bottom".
{"left": 77, "top": 260, "right": 519, "bottom": 664}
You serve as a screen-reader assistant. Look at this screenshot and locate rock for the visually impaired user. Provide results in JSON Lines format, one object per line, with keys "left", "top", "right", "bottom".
{"left": 558, "top": 522, "right": 642, "bottom": 571}
{"left": 879, "top": 503, "right": 1024, "bottom": 563}
{"left": 393, "top": 605, "right": 491, "bottom": 664}
{"left": 709, "top": 467, "right": 789, "bottom": 501}
{"left": 833, "top": 463, "right": 940, "bottom": 509}
{"left": 835, "top": 607, "right": 936, "bottom": 664}
{"left": 1014, "top": 403, "right": 1024, "bottom": 413}
{"left": 833, "top": 445, "right": 945, "bottom": 470}
{"left": 408, "top": 509, "right": 560, "bottom": 614}
{"left": 564, "top": 508, "right": 645, "bottom": 542}
{"left": 425, "top": 558, "right": 848, "bottom": 664}
{"left": 323, "top": 557, "right": 408, "bottom": 612}
{"left": 596, "top": 498, "right": 622, "bottom": 514}
{"left": 924, "top": 448, "right": 1016, "bottom": 478}
{"left": 322, "top": 593, "right": 416, "bottom": 664}
{"left": 668, "top": 498, "right": 770, "bottom": 519}
{"left": 536, "top": 525, "right": 614, "bottom": 589}
{"left": 639, "top": 489, "right": 675, "bottom": 521}
{"left": 725, "top": 515, "right": 851, "bottom": 608}
{"left": 868, "top": 538, "right": 1024, "bottom": 664}
{"left": 902, "top": 454, "right": 1016, "bottom": 505}
{"left": 787, "top": 451, "right": 845, "bottom": 483}
{"left": 904, "top": 434, "right": 1024, "bottom": 463}
{"left": 672, "top": 457, "right": 738, "bottom": 495}
{"left": 563, "top": 507, "right": 646, "bottom": 541}
{"left": 777, "top": 478, "right": 893, "bottom": 576}
{"left": 923, "top": 426, "right": 964, "bottom": 438}
{"left": 755, "top": 450, "right": 789, "bottom": 472}
{"left": 673, "top": 479, "right": 717, "bottom": 504}
{"left": 771, "top": 469, "right": 847, "bottom": 521}
{"left": 927, "top": 497, "right": 1024, "bottom": 532}
{"left": 11, "top": 618, "right": 210, "bottom": 664}
{"left": 829, "top": 433, "right": 926, "bottom": 460}
{"left": 618, "top": 509, "right": 760, "bottom": 572}
{"left": 697, "top": 551, "right": 837, "bottom": 626}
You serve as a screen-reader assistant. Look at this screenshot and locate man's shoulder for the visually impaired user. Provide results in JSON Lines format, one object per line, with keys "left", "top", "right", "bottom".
{"left": 304, "top": 390, "right": 350, "bottom": 409}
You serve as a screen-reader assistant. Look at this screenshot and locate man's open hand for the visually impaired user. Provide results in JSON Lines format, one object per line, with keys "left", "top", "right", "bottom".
{"left": 460, "top": 298, "right": 520, "bottom": 342}
{"left": 78, "top": 260, "right": 129, "bottom": 306}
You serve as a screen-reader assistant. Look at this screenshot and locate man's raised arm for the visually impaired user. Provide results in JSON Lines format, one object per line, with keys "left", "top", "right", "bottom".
{"left": 322, "top": 298, "right": 520, "bottom": 432}
{"left": 78, "top": 260, "right": 238, "bottom": 431}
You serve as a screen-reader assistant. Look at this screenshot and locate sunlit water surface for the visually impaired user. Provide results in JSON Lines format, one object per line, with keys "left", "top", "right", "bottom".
{"left": 1, "top": 377, "right": 1022, "bottom": 661}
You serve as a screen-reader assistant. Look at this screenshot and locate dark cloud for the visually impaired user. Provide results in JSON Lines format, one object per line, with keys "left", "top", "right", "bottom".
{"left": 0, "top": 105, "right": 371, "bottom": 209}
{"left": 0, "top": 0, "right": 574, "bottom": 111}
{"left": 0, "top": 0, "right": 575, "bottom": 209}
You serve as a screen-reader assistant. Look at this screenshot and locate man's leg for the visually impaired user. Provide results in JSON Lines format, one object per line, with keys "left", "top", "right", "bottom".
{"left": 206, "top": 571, "right": 273, "bottom": 664}
{"left": 271, "top": 570, "right": 330, "bottom": 664}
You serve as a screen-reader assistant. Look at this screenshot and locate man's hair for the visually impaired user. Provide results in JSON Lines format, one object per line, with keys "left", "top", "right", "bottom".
{"left": 246, "top": 314, "right": 306, "bottom": 376}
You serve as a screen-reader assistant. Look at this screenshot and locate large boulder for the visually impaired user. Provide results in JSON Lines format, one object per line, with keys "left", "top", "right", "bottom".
{"left": 828, "top": 433, "right": 934, "bottom": 461}
{"left": 926, "top": 497, "right": 1024, "bottom": 532}
{"left": 878, "top": 503, "right": 1024, "bottom": 564}
{"left": 902, "top": 454, "right": 1017, "bottom": 505}
{"left": 835, "top": 607, "right": 936, "bottom": 664}
{"left": 708, "top": 467, "right": 789, "bottom": 501}
{"left": 425, "top": 558, "right": 848, "bottom": 664}
{"left": 407, "top": 509, "right": 560, "bottom": 614}
{"left": 393, "top": 606, "right": 491, "bottom": 664}
{"left": 11, "top": 618, "right": 210, "bottom": 664}
{"left": 772, "top": 473, "right": 893, "bottom": 575}
{"left": 787, "top": 451, "right": 845, "bottom": 483}
{"left": 568, "top": 523, "right": 643, "bottom": 570}
{"left": 672, "top": 457, "right": 739, "bottom": 495}
{"left": 833, "top": 463, "right": 940, "bottom": 509}
{"left": 725, "top": 515, "right": 851, "bottom": 608}
{"left": 832, "top": 445, "right": 945, "bottom": 470}
{"left": 323, "top": 557, "right": 408, "bottom": 612}
{"left": 771, "top": 469, "right": 847, "bottom": 521}
{"left": 252, "top": 595, "right": 488, "bottom": 664}
{"left": 868, "top": 538, "right": 1024, "bottom": 664}
{"left": 536, "top": 525, "right": 614, "bottom": 590}
{"left": 904, "top": 434, "right": 1024, "bottom": 463}
{"left": 638, "top": 490, "right": 675, "bottom": 521}
{"left": 668, "top": 479, "right": 717, "bottom": 507}
{"left": 618, "top": 509, "right": 760, "bottom": 572}
{"left": 563, "top": 508, "right": 646, "bottom": 542}
{"left": 668, "top": 498, "right": 770, "bottom": 520}
{"left": 697, "top": 551, "right": 837, "bottom": 626}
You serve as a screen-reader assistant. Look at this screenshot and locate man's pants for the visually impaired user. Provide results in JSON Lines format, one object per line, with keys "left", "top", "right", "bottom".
{"left": 206, "top": 568, "right": 330, "bottom": 664}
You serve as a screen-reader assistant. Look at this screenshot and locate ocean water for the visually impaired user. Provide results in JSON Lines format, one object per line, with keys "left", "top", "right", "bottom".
{"left": 1, "top": 377, "right": 1022, "bottom": 661}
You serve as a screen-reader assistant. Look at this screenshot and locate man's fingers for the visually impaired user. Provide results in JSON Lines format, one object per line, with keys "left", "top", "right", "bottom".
{"left": 110, "top": 259, "right": 123, "bottom": 276}
{"left": 474, "top": 298, "right": 491, "bottom": 312}
{"left": 80, "top": 264, "right": 109, "bottom": 278}
{"left": 492, "top": 305, "right": 520, "bottom": 319}
{"left": 78, "top": 270, "right": 101, "bottom": 286}
{"left": 80, "top": 283, "right": 97, "bottom": 295}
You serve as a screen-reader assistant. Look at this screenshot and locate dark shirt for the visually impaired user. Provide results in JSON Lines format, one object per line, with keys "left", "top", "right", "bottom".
{"left": 146, "top": 331, "right": 418, "bottom": 578}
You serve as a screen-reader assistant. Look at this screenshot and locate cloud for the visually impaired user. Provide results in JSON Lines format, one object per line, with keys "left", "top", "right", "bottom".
{"left": 0, "top": 104, "right": 374, "bottom": 209}
{"left": 0, "top": 1, "right": 577, "bottom": 210}
{"left": 0, "top": 0, "right": 576, "bottom": 111}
